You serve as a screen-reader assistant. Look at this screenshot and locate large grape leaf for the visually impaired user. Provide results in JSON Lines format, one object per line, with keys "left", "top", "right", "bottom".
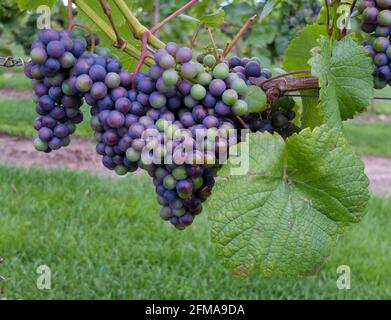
{"left": 207, "top": 126, "right": 369, "bottom": 278}
{"left": 310, "top": 37, "right": 374, "bottom": 126}
{"left": 282, "top": 24, "right": 327, "bottom": 72}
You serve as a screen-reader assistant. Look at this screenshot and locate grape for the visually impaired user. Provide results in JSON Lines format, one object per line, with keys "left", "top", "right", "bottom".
{"left": 47, "top": 40, "right": 65, "bottom": 58}
{"left": 76, "top": 74, "right": 93, "bottom": 92}
{"left": 181, "top": 62, "right": 198, "bottom": 80}
{"left": 149, "top": 92, "right": 167, "bottom": 109}
{"left": 378, "top": 9, "right": 391, "bottom": 26}
{"left": 373, "top": 37, "right": 390, "bottom": 52}
{"left": 90, "top": 82, "right": 108, "bottom": 100}
{"left": 244, "top": 61, "right": 262, "bottom": 77}
{"left": 113, "top": 97, "right": 130, "bottom": 113}
{"left": 191, "top": 84, "right": 207, "bottom": 100}
{"left": 176, "top": 47, "right": 193, "bottom": 63}
{"left": 209, "top": 79, "right": 227, "bottom": 96}
{"left": 374, "top": 52, "right": 389, "bottom": 65}
{"left": 30, "top": 47, "right": 47, "bottom": 64}
{"left": 54, "top": 124, "right": 70, "bottom": 138}
{"left": 231, "top": 79, "right": 248, "bottom": 96}
{"left": 89, "top": 64, "right": 107, "bottom": 82}
{"left": 162, "top": 69, "right": 179, "bottom": 86}
{"left": 105, "top": 72, "right": 121, "bottom": 89}
{"left": 203, "top": 54, "right": 216, "bottom": 68}
{"left": 212, "top": 63, "right": 229, "bottom": 80}
{"left": 228, "top": 56, "right": 241, "bottom": 68}
{"left": 195, "top": 72, "right": 211, "bottom": 86}
{"left": 158, "top": 54, "right": 175, "bottom": 69}
{"left": 222, "top": 89, "right": 238, "bottom": 106}
{"left": 232, "top": 100, "right": 249, "bottom": 116}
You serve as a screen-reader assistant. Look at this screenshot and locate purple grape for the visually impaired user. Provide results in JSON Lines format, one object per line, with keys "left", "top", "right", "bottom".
{"left": 209, "top": 79, "right": 226, "bottom": 96}
{"left": 38, "top": 127, "right": 53, "bottom": 141}
{"left": 115, "top": 97, "right": 131, "bottom": 113}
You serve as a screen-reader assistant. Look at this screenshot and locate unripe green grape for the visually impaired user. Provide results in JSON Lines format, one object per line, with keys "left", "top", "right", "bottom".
{"left": 172, "top": 166, "right": 188, "bottom": 180}
{"left": 197, "top": 72, "right": 212, "bottom": 86}
{"left": 195, "top": 62, "right": 205, "bottom": 73}
{"left": 156, "top": 118, "right": 169, "bottom": 132}
{"left": 165, "top": 124, "right": 180, "bottom": 139}
{"left": 115, "top": 165, "right": 128, "bottom": 176}
{"left": 197, "top": 53, "right": 205, "bottom": 64}
{"left": 191, "top": 84, "right": 207, "bottom": 100}
{"left": 62, "top": 137, "right": 71, "bottom": 147}
{"left": 378, "top": 10, "right": 391, "bottom": 26}
{"left": 163, "top": 175, "right": 176, "bottom": 190}
{"left": 126, "top": 148, "right": 141, "bottom": 162}
{"left": 192, "top": 176, "right": 203, "bottom": 191}
{"left": 230, "top": 79, "right": 248, "bottom": 96}
{"left": 386, "top": 45, "right": 391, "bottom": 59}
{"left": 162, "top": 69, "right": 179, "bottom": 86}
{"left": 232, "top": 100, "right": 249, "bottom": 116}
{"left": 212, "top": 63, "right": 229, "bottom": 80}
{"left": 34, "top": 137, "right": 48, "bottom": 151}
{"left": 222, "top": 89, "right": 238, "bottom": 106}
{"left": 203, "top": 54, "right": 216, "bottom": 68}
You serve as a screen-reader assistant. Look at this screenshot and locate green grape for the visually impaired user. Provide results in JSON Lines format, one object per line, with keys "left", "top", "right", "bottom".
{"left": 126, "top": 148, "right": 141, "bottom": 162}
{"left": 115, "top": 165, "right": 128, "bottom": 176}
{"left": 163, "top": 175, "right": 176, "bottom": 190}
{"left": 156, "top": 118, "right": 169, "bottom": 132}
{"left": 33, "top": 137, "right": 48, "bottom": 151}
{"left": 222, "top": 89, "right": 238, "bottom": 106}
{"left": 191, "top": 84, "right": 207, "bottom": 100}
{"left": 230, "top": 79, "right": 248, "bottom": 96}
{"left": 162, "top": 69, "right": 179, "bottom": 86}
{"left": 172, "top": 166, "right": 188, "bottom": 180}
{"left": 212, "top": 63, "right": 229, "bottom": 80}
{"left": 203, "top": 54, "right": 216, "bottom": 68}
{"left": 197, "top": 72, "right": 212, "bottom": 86}
{"left": 232, "top": 100, "right": 249, "bottom": 116}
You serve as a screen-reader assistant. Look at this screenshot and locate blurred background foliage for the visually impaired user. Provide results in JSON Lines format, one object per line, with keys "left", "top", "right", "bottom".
{"left": 0, "top": 0, "right": 321, "bottom": 67}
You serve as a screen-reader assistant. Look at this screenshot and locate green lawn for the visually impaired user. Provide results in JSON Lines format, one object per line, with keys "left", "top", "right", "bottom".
{"left": 0, "top": 72, "right": 32, "bottom": 90}
{"left": 0, "top": 165, "right": 390, "bottom": 299}
{"left": 344, "top": 121, "right": 391, "bottom": 157}
{"left": 0, "top": 99, "right": 92, "bottom": 138}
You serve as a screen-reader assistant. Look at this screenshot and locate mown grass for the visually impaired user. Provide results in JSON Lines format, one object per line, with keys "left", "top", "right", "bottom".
{"left": 344, "top": 121, "right": 391, "bottom": 157}
{"left": 0, "top": 99, "right": 92, "bottom": 138}
{"left": 0, "top": 72, "right": 32, "bottom": 90}
{"left": 0, "top": 165, "right": 390, "bottom": 300}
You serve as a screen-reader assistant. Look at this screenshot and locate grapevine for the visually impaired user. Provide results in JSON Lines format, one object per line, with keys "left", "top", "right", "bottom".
{"left": 19, "top": 0, "right": 378, "bottom": 277}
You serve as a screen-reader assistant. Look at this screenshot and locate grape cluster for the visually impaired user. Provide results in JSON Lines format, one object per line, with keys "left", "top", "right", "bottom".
{"left": 358, "top": 0, "right": 391, "bottom": 88}
{"left": 27, "top": 32, "right": 301, "bottom": 230}
{"left": 24, "top": 29, "right": 88, "bottom": 152}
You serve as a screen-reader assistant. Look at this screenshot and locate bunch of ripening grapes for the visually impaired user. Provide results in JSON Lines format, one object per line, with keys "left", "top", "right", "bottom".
{"left": 25, "top": 29, "right": 300, "bottom": 230}
{"left": 358, "top": 0, "right": 391, "bottom": 88}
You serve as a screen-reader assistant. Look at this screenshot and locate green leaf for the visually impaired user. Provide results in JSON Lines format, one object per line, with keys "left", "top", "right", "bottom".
{"left": 200, "top": 9, "right": 225, "bottom": 28}
{"left": 282, "top": 24, "right": 327, "bottom": 72}
{"left": 245, "top": 86, "right": 267, "bottom": 113}
{"left": 207, "top": 125, "right": 369, "bottom": 278}
{"left": 310, "top": 37, "right": 374, "bottom": 126}
{"left": 17, "top": 0, "right": 56, "bottom": 10}
{"left": 259, "top": 0, "right": 280, "bottom": 22}
{"left": 301, "top": 89, "right": 324, "bottom": 129}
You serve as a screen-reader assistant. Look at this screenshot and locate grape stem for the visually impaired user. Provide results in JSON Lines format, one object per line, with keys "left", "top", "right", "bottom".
{"left": 98, "top": 0, "right": 125, "bottom": 48}
{"left": 256, "top": 70, "right": 312, "bottom": 86}
{"left": 68, "top": 0, "right": 74, "bottom": 32}
{"left": 342, "top": 0, "right": 357, "bottom": 37}
{"left": 235, "top": 116, "right": 250, "bottom": 130}
{"left": 324, "top": 0, "right": 332, "bottom": 36}
{"left": 206, "top": 27, "right": 218, "bottom": 56}
{"left": 220, "top": 15, "right": 257, "bottom": 60}
{"left": 74, "top": 0, "right": 153, "bottom": 66}
{"left": 111, "top": 0, "right": 165, "bottom": 49}
{"left": 190, "top": 24, "right": 202, "bottom": 47}
{"left": 131, "top": 31, "right": 153, "bottom": 87}
{"left": 150, "top": 0, "right": 200, "bottom": 34}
